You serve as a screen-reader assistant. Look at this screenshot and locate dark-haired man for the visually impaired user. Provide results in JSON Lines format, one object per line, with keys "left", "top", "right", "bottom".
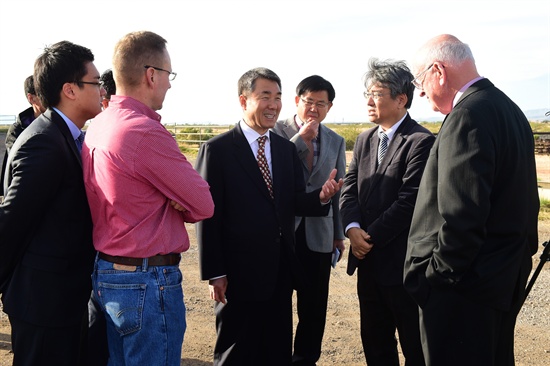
{"left": 1, "top": 75, "right": 45, "bottom": 195}
{"left": 0, "top": 40, "right": 105, "bottom": 365}
{"left": 272, "top": 75, "right": 346, "bottom": 366}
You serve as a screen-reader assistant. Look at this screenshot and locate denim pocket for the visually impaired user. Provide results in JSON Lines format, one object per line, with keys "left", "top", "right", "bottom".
{"left": 161, "top": 267, "right": 183, "bottom": 287}
{"left": 97, "top": 281, "right": 146, "bottom": 336}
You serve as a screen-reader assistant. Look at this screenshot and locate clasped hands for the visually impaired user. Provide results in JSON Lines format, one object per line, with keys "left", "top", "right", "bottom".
{"left": 347, "top": 227, "right": 374, "bottom": 259}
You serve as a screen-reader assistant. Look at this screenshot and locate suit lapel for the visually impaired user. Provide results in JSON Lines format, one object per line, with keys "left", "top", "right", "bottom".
{"left": 311, "top": 125, "right": 331, "bottom": 176}
{"left": 232, "top": 125, "right": 275, "bottom": 202}
{"left": 366, "top": 116, "right": 413, "bottom": 198}
{"left": 47, "top": 109, "right": 83, "bottom": 167}
{"left": 282, "top": 117, "right": 299, "bottom": 139}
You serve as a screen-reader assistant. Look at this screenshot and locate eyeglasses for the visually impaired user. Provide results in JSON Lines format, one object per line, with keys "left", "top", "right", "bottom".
{"left": 412, "top": 64, "right": 434, "bottom": 90}
{"left": 363, "top": 91, "right": 387, "bottom": 100}
{"left": 144, "top": 65, "right": 177, "bottom": 81}
{"left": 77, "top": 81, "right": 104, "bottom": 89}
{"left": 300, "top": 97, "right": 330, "bottom": 109}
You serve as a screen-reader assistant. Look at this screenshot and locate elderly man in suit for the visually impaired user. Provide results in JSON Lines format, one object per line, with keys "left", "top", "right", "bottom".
{"left": 0, "top": 41, "right": 105, "bottom": 365}
{"left": 195, "top": 67, "right": 343, "bottom": 366}
{"left": 340, "top": 58, "right": 434, "bottom": 366}
{"left": 404, "top": 34, "right": 539, "bottom": 366}
{"left": 271, "top": 75, "right": 346, "bottom": 366}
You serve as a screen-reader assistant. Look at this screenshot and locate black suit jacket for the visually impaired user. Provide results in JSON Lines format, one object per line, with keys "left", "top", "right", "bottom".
{"left": 0, "top": 108, "right": 95, "bottom": 327}
{"left": 195, "top": 123, "right": 328, "bottom": 301}
{"left": 340, "top": 114, "right": 434, "bottom": 286}
{"left": 404, "top": 78, "right": 539, "bottom": 310}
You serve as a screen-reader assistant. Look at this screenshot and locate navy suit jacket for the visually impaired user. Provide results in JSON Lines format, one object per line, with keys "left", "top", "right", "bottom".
{"left": 0, "top": 108, "right": 95, "bottom": 327}
{"left": 340, "top": 114, "right": 434, "bottom": 286}
{"left": 195, "top": 123, "right": 329, "bottom": 301}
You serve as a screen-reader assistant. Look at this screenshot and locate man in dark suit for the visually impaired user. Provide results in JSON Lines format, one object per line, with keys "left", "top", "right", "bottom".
{"left": 195, "top": 67, "right": 343, "bottom": 366}
{"left": 403, "top": 34, "right": 539, "bottom": 366}
{"left": 0, "top": 75, "right": 44, "bottom": 196}
{"left": 0, "top": 41, "right": 105, "bottom": 365}
{"left": 272, "top": 75, "right": 346, "bottom": 366}
{"left": 340, "top": 58, "right": 434, "bottom": 366}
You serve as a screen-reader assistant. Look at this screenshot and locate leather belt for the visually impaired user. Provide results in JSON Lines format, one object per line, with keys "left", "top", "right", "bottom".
{"left": 98, "top": 252, "right": 181, "bottom": 266}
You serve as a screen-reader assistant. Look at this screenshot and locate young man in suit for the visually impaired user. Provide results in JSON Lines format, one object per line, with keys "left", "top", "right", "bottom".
{"left": 0, "top": 40, "right": 105, "bottom": 365}
{"left": 403, "top": 34, "right": 539, "bottom": 366}
{"left": 195, "top": 67, "right": 343, "bottom": 366}
{"left": 271, "top": 75, "right": 346, "bottom": 366}
{"left": 340, "top": 58, "right": 434, "bottom": 366}
{"left": 1, "top": 75, "right": 45, "bottom": 196}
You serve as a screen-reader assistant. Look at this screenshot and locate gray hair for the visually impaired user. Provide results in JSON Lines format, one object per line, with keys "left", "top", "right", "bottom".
{"left": 363, "top": 58, "right": 414, "bottom": 109}
{"left": 419, "top": 37, "right": 475, "bottom": 69}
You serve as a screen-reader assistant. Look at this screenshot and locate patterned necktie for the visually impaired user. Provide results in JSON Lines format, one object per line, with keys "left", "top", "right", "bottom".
{"left": 257, "top": 136, "right": 274, "bottom": 199}
{"left": 75, "top": 131, "right": 85, "bottom": 153}
{"left": 305, "top": 138, "right": 314, "bottom": 172}
{"left": 377, "top": 130, "right": 388, "bottom": 165}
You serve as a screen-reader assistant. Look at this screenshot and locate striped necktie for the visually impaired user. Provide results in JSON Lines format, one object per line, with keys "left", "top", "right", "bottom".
{"left": 377, "top": 130, "right": 388, "bottom": 165}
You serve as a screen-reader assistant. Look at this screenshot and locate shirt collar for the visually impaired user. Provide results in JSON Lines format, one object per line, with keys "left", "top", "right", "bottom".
{"left": 240, "top": 120, "right": 269, "bottom": 145}
{"left": 453, "top": 76, "right": 485, "bottom": 108}
{"left": 52, "top": 107, "right": 81, "bottom": 140}
{"left": 378, "top": 113, "right": 407, "bottom": 141}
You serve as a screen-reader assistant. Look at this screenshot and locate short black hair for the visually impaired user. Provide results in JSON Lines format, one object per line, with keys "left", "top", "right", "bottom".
{"left": 100, "top": 69, "right": 116, "bottom": 98}
{"left": 296, "top": 75, "right": 335, "bottom": 102}
{"left": 24, "top": 75, "right": 36, "bottom": 96}
{"left": 34, "top": 40, "right": 95, "bottom": 108}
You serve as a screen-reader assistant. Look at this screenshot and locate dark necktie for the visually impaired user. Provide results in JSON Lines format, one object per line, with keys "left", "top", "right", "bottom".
{"left": 377, "top": 130, "right": 388, "bottom": 165}
{"left": 75, "top": 131, "right": 85, "bottom": 153}
{"left": 257, "top": 136, "right": 274, "bottom": 199}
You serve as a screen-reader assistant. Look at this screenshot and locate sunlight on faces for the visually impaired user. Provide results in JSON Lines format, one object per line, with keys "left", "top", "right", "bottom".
{"left": 240, "top": 78, "right": 282, "bottom": 134}
{"left": 364, "top": 84, "right": 405, "bottom": 127}
{"left": 77, "top": 62, "right": 105, "bottom": 123}
{"left": 153, "top": 51, "right": 173, "bottom": 111}
{"left": 295, "top": 90, "right": 332, "bottom": 124}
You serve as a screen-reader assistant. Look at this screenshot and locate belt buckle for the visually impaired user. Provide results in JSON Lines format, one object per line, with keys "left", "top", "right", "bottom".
{"left": 113, "top": 263, "right": 137, "bottom": 272}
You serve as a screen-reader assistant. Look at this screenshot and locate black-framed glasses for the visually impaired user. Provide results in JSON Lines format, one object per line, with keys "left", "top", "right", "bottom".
{"left": 76, "top": 81, "right": 104, "bottom": 89}
{"left": 300, "top": 97, "right": 330, "bottom": 109}
{"left": 412, "top": 64, "right": 434, "bottom": 90}
{"left": 363, "top": 91, "right": 387, "bottom": 100}
{"left": 144, "top": 65, "right": 177, "bottom": 81}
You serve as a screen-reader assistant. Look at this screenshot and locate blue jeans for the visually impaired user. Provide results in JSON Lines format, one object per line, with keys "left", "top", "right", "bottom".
{"left": 92, "top": 256, "right": 186, "bottom": 366}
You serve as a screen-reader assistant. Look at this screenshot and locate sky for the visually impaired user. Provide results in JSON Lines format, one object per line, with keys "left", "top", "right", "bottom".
{"left": 0, "top": 0, "right": 549, "bottom": 124}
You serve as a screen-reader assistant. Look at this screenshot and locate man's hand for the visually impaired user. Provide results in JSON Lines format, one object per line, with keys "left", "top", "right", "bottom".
{"left": 170, "top": 200, "right": 187, "bottom": 212}
{"left": 320, "top": 169, "right": 344, "bottom": 203}
{"left": 333, "top": 239, "right": 345, "bottom": 262}
{"left": 209, "top": 277, "right": 228, "bottom": 304}
{"left": 347, "top": 227, "right": 374, "bottom": 260}
{"left": 298, "top": 119, "right": 319, "bottom": 142}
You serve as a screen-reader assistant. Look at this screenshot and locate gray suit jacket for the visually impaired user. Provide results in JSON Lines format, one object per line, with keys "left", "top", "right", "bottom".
{"left": 272, "top": 116, "right": 346, "bottom": 253}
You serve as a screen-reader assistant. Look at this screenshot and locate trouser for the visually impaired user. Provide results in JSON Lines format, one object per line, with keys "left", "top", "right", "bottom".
{"left": 213, "top": 255, "right": 294, "bottom": 365}
{"left": 292, "top": 220, "right": 332, "bottom": 366}
{"left": 10, "top": 315, "right": 85, "bottom": 366}
{"left": 92, "top": 256, "right": 186, "bottom": 366}
{"left": 357, "top": 261, "right": 425, "bottom": 366}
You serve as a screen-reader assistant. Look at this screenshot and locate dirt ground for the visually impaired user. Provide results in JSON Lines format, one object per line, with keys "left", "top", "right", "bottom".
{"left": 1, "top": 157, "right": 549, "bottom": 365}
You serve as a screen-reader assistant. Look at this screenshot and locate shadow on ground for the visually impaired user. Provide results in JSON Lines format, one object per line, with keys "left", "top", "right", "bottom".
{"left": 181, "top": 359, "right": 212, "bottom": 366}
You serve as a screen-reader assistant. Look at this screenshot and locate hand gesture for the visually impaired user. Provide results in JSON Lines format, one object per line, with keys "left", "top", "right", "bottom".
{"left": 319, "top": 168, "right": 343, "bottom": 203}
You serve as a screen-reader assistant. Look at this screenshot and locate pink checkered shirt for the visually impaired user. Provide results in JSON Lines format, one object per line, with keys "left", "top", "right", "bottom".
{"left": 82, "top": 96, "right": 214, "bottom": 257}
